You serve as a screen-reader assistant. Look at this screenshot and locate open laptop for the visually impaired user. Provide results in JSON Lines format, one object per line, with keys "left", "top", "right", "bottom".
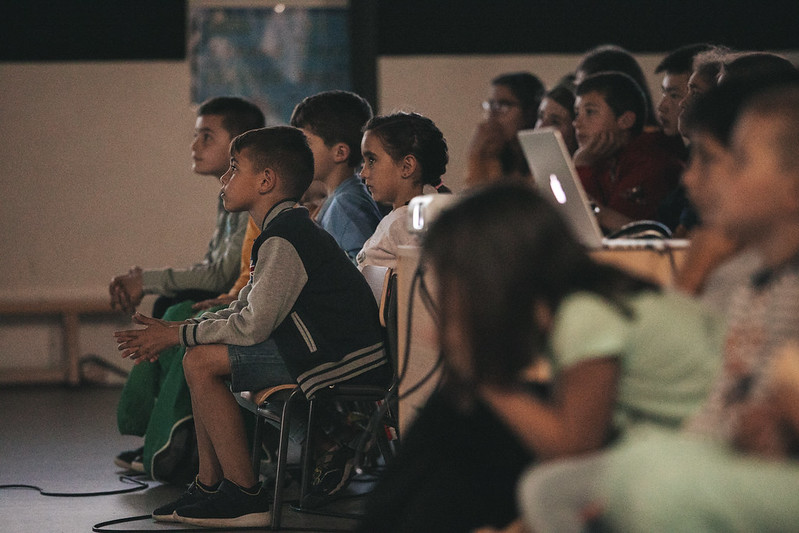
{"left": 517, "top": 128, "right": 688, "bottom": 251}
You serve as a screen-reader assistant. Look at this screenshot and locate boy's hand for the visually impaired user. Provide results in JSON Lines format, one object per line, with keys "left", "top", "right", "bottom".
{"left": 192, "top": 294, "right": 235, "bottom": 310}
{"left": 465, "top": 119, "right": 510, "bottom": 187}
{"left": 109, "top": 266, "right": 144, "bottom": 313}
{"left": 573, "top": 131, "right": 625, "bottom": 168}
{"left": 114, "top": 312, "right": 179, "bottom": 364}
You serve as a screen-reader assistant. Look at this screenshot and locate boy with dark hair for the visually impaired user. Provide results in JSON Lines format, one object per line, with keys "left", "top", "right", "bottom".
{"left": 109, "top": 96, "right": 264, "bottom": 318}
{"left": 290, "top": 90, "right": 382, "bottom": 262}
{"left": 115, "top": 126, "right": 391, "bottom": 528}
{"left": 112, "top": 96, "right": 265, "bottom": 475}
{"left": 573, "top": 71, "right": 683, "bottom": 232}
{"left": 655, "top": 43, "right": 713, "bottom": 140}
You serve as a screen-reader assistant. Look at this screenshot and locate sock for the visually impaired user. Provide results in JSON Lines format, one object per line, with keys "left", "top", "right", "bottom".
{"left": 195, "top": 476, "right": 220, "bottom": 493}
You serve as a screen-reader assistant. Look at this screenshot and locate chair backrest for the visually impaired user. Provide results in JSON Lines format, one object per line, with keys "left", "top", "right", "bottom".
{"left": 361, "top": 265, "right": 390, "bottom": 305}
{"left": 360, "top": 264, "right": 398, "bottom": 372}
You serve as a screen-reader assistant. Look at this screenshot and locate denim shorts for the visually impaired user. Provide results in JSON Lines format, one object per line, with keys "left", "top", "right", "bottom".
{"left": 227, "top": 337, "right": 293, "bottom": 392}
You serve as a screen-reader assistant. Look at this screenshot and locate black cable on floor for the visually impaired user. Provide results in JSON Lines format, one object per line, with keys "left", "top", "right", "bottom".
{"left": 92, "top": 513, "right": 355, "bottom": 532}
{"left": 0, "top": 475, "right": 147, "bottom": 497}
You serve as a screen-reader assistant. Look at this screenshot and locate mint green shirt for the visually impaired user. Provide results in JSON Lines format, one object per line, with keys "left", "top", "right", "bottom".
{"left": 550, "top": 290, "right": 725, "bottom": 434}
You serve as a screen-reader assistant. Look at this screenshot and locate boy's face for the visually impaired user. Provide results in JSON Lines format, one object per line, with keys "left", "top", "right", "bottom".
{"left": 219, "top": 147, "right": 262, "bottom": 213}
{"left": 300, "top": 128, "right": 336, "bottom": 182}
{"left": 657, "top": 72, "right": 689, "bottom": 137}
{"left": 573, "top": 91, "right": 624, "bottom": 148}
{"left": 715, "top": 112, "right": 792, "bottom": 244}
{"left": 682, "top": 131, "right": 734, "bottom": 222}
{"left": 360, "top": 130, "right": 405, "bottom": 206}
{"left": 192, "top": 114, "right": 234, "bottom": 177}
{"left": 678, "top": 71, "right": 715, "bottom": 136}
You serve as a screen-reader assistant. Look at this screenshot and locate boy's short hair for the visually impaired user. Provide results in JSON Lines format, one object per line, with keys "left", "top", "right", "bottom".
{"left": 197, "top": 96, "right": 266, "bottom": 137}
{"left": 230, "top": 126, "right": 315, "bottom": 200}
{"left": 289, "top": 90, "right": 373, "bottom": 167}
{"left": 692, "top": 47, "right": 731, "bottom": 86}
{"left": 721, "top": 52, "right": 798, "bottom": 84}
{"left": 655, "top": 43, "right": 714, "bottom": 75}
{"left": 576, "top": 71, "right": 647, "bottom": 136}
{"left": 742, "top": 82, "right": 799, "bottom": 174}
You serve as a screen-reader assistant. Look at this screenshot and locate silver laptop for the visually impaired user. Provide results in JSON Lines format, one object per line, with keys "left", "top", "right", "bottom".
{"left": 517, "top": 128, "right": 687, "bottom": 251}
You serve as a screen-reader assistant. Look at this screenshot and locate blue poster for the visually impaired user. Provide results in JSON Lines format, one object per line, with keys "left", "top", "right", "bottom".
{"left": 190, "top": 2, "right": 351, "bottom": 125}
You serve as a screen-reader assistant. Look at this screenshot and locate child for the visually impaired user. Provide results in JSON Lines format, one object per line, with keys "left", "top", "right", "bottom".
{"left": 655, "top": 44, "right": 713, "bottom": 141}
{"left": 465, "top": 72, "right": 545, "bottom": 187}
{"left": 109, "top": 96, "right": 263, "bottom": 318}
{"left": 289, "top": 90, "right": 383, "bottom": 262}
{"left": 573, "top": 71, "right": 683, "bottom": 232}
{"left": 113, "top": 96, "right": 264, "bottom": 476}
{"left": 599, "top": 81, "right": 799, "bottom": 533}
{"left": 518, "top": 80, "right": 799, "bottom": 533}
{"left": 574, "top": 44, "right": 658, "bottom": 129}
{"left": 357, "top": 183, "right": 722, "bottom": 533}
{"left": 114, "top": 126, "right": 391, "bottom": 528}
{"left": 356, "top": 111, "right": 450, "bottom": 269}
{"left": 535, "top": 84, "right": 578, "bottom": 155}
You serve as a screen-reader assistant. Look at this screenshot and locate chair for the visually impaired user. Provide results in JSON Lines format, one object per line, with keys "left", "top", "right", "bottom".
{"left": 235, "top": 265, "right": 398, "bottom": 529}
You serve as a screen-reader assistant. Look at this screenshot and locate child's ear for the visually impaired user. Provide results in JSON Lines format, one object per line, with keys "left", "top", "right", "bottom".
{"left": 332, "top": 142, "right": 350, "bottom": 164}
{"left": 401, "top": 154, "right": 419, "bottom": 178}
{"left": 616, "top": 110, "right": 637, "bottom": 131}
{"left": 259, "top": 168, "right": 277, "bottom": 194}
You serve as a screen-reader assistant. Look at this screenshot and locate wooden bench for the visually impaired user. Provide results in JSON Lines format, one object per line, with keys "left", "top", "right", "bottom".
{"left": 0, "top": 298, "right": 123, "bottom": 386}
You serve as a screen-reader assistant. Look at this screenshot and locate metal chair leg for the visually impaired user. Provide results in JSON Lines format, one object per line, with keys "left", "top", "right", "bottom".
{"left": 271, "top": 387, "right": 302, "bottom": 530}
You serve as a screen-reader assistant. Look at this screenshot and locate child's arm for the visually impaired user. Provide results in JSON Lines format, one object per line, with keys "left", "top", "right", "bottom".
{"left": 480, "top": 357, "right": 620, "bottom": 460}
{"left": 464, "top": 119, "right": 509, "bottom": 187}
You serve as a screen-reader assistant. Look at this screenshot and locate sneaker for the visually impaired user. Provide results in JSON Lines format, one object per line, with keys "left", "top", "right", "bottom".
{"left": 114, "top": 446, "right": 143, "bottom": 470}
{"left": 151, "top": 477, "right": 218, "bottom": 522}
{"left": 301, "top": 444, "right": 357, "bottom": 509}
{"left": 175, "top": 479, "right": 270, "bottom": 528}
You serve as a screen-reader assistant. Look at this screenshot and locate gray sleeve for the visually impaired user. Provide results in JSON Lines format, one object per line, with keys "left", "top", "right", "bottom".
{"left": 179, "top": 236, "right": 307, "bottom": 347}
{"left": 141, "top": 210, "right": 249, "bottom": 297}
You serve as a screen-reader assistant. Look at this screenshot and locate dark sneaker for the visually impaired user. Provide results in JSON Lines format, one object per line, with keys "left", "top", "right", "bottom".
{"left": 301, "top": 444, "right": 357, "bottom": 509}
{"left": 152, "top": 478, "right": 218, "bottom": 522}
{"left": 114, "top": 446, "right": 143, "bottom": 470}
{"left": 175, "top": 479, "right": 270, "bottom": 528}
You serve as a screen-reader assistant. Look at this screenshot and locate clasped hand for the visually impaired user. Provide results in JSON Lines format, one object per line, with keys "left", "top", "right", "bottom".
{"left": 114, "top": 312, "right": 180, "bottom": 364}
{"left": 109, "top": 266, "right": 144, "bottom": 314}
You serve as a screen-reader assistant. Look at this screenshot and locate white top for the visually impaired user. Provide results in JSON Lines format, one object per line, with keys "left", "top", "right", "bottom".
{"left": 356, "top": 206, "right": 418, "bottom": 270}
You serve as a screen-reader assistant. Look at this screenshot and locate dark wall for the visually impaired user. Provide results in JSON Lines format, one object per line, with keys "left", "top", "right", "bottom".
{"left": 0, "top": 0, "right": 186, "bottom": 61}
{"left": 376, "top": 1, "right": 799, "bottom": 54}
{"left": 3, "top": 1, "right": 797, "bottom": 62}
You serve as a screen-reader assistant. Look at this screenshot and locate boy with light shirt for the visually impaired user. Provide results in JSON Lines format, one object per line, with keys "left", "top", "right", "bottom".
{"left": 114, "top": 126, "right": 391, "bottom": 528}
{"left": 109, "top": 96, "right": 262, "bottom": 318}
{"left": 112, "top": 96, "right": 264, "bottom": 475}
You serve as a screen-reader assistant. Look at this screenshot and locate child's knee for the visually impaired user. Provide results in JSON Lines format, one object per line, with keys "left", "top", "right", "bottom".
{"left": 183, "top": 345, "right": 228, "bottom": 383}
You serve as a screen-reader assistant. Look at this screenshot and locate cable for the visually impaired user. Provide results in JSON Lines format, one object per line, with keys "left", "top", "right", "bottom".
{"left": 0, "top": 475, "right": 147, "bottom": 497}
{"left": 92, "top": 513, "right": 354, "bottom": 533}
{"left": 352, "top": 265, "right": 444, "bottom": 474}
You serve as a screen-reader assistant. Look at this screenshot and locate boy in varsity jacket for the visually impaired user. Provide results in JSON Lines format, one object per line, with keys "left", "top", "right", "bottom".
{"left": 115, "top": 126, "right": 390, "bottom": 528}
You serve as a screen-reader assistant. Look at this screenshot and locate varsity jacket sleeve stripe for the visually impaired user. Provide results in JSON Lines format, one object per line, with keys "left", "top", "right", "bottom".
{"left": 296, "top": 342, "right": 388, "bottom": 397}
{"left": 178, "top": 237, "right": 307, "bottom": 347}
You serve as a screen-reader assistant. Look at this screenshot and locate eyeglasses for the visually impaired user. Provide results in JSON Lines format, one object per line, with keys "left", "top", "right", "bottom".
{"left": 481, "top": 99, "right": 521, "bottom": 114}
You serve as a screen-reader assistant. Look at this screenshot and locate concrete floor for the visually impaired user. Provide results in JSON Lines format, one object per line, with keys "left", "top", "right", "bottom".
{"left": 0, "top": 386, "right": 367, "bottom": 532}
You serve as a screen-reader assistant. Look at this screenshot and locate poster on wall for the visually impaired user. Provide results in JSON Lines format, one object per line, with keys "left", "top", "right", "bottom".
{"left": 189, "top": 0, "right": 351, "bottom": 125}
